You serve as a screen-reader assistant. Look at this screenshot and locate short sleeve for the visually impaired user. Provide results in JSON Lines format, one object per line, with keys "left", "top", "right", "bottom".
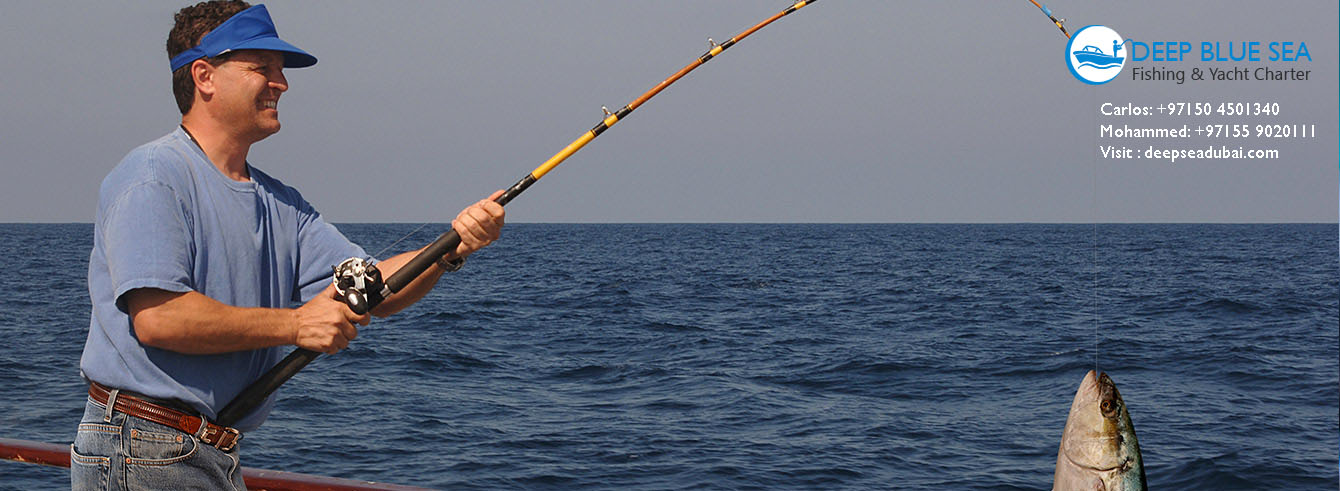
{"left": 102, "top": 181, "right": 194, "bottom": 311}
{"left": 294, "top": 209, "right": 367, "bottom": 304}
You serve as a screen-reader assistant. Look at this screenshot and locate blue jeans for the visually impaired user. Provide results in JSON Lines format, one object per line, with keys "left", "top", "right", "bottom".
{"left": 71, "top": 397, "right": 246, "bottom": 490}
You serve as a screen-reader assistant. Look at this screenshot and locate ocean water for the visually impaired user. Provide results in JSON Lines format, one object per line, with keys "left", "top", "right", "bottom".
{"left": 0, "top": 223, "right": 1335, "bottom": 490}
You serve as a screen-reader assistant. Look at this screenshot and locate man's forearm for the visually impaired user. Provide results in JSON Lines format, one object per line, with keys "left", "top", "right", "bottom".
{"left": 128, "top": 289, "right": 297, "bottom": 354}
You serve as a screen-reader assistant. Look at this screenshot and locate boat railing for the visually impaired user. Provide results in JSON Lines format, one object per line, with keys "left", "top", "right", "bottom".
{"left": 0, "top": 437, "right": 430, "bottom": 491}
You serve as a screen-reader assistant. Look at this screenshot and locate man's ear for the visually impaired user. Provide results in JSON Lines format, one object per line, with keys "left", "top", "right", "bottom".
{"left": 191, "top": 59, "right": 216, "bottom": 100}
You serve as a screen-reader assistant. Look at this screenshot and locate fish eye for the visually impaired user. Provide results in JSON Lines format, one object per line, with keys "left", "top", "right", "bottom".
{"left": 1101, "top": 401, "right": 1113, "bottom": 411}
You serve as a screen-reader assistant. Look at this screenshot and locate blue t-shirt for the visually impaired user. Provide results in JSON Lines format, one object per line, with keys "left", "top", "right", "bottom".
{"left": 81, "top": 128, "right": 368, "bottom": 431}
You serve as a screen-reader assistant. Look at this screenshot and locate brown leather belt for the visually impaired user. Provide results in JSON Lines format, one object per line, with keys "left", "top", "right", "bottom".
{"left": 88, "top": 382, "right": 241, "bottom": 452}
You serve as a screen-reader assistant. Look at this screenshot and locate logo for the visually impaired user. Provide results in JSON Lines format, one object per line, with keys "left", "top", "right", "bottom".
{"left": 1066, "top": 25, "right": 1126, "bottom": 84}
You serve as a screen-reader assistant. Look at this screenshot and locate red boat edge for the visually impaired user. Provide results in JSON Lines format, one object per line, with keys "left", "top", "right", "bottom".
{"left": 0, "top": 437, "right": 431, "bottom": 491}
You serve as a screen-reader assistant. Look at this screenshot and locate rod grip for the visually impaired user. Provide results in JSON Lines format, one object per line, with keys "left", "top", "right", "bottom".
{"left": 385, "top": 229, "right": 461, "bottom": 292}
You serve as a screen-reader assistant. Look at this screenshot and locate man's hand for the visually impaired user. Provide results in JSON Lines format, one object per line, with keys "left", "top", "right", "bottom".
{"left": 360, "top": 190, "right": 507, "bottom": 318}
{"left": 292, "top": 283, "right": 370, "bottom": 354}
{"left": 450, "top": 190, "right": 506, "bottom": 260}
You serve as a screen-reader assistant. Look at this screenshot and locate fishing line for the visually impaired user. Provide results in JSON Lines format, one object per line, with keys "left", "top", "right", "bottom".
{"left": 369, "top": 222, "right": 432, "bottom": 260}
{"left": 1030, "top": 0, "right": 1097, "bottom": 372}
{"left": 1090, "top": 64, "right": 1100, "bottom": 375}
{"left": 1093, "top": 131, "right": 1099, "bottom": 375}
{"left": 216, "top": 0, "right": 821, "bottom": 427}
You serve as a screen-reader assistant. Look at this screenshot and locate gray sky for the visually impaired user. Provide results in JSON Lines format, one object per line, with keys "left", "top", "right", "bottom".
{"left": 1, "top": 1, "right": 1336, "bottom": 223}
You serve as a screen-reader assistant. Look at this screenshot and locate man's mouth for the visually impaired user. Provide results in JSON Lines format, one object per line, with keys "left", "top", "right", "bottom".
{"left": 262, "top": 101, "right": 278, "bottom": 109}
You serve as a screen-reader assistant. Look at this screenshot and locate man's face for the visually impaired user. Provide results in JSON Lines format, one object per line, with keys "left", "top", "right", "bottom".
{"left": 209, "top": 50, "right": 288, "bottom": 142}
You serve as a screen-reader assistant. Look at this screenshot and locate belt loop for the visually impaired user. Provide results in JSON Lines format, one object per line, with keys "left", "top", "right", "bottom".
{"left": 193, "top": 415, "right": 209, "bottom": 440}
{"left": 103, "top": 389, "right": 120, "bottom": 423}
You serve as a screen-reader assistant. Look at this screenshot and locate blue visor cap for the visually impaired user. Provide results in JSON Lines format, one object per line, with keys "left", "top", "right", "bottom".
{"left": 169, "top": 4, "right": 316, "bottom": 72}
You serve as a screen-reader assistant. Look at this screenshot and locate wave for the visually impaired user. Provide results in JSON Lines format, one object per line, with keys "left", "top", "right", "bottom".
{"left": 1078, "top": 61, "right": 1122, "bottom": 69}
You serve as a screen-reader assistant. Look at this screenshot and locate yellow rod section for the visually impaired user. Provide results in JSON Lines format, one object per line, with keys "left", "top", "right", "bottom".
{"left": 523, "top": 0, "right": 816, "bottom": 182}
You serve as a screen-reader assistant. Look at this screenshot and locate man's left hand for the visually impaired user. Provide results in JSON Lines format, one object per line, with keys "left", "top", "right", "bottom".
{"left": 451, "top": 190, "right": 506, "bottom": 259}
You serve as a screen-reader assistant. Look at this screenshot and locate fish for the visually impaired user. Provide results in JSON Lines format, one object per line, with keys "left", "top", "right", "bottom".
{"left": 1053, "top": 370, "right": 1147, "bottom": 491}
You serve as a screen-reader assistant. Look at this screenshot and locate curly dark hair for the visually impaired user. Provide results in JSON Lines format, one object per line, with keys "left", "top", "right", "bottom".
{"left": 167, "top": 0, "right": 251, "bottom": 115}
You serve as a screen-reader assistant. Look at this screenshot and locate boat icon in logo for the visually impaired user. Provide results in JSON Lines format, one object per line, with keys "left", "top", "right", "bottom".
{"left": 1072, "top": 43, "right": 1124, "bottom": 69}
{"left": 1065, "top": 25, "right": 1126, "bottom": 84}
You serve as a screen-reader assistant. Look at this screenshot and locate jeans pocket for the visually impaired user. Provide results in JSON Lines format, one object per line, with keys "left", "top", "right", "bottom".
{"left": 70, "top": 445, "right": 112, "bottom": 491}
{"left": 124, "top": 425, "right": 207, "bottom": 488}
{"left": 128, "top": 428, "right": 195, "bottom": 461}
{"left": 71, "top": 423, "right": 117, "bottom": 491}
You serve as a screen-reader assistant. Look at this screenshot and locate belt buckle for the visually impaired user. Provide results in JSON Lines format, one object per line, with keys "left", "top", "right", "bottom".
{"left": 200, "top": 423, "right": 242, "bottom": 452}
{"left": 216, "top": 426, "right": 241, "bottom": 452}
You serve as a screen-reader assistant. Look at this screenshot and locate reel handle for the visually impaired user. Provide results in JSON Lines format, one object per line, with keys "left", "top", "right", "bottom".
{"left": 343, "top": 290, "right": 369, "bottom": 315}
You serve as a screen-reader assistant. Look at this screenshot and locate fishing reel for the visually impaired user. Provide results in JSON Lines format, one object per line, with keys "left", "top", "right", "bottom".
{"left": 332, "top": 257, "right": 385, "bottom": 315}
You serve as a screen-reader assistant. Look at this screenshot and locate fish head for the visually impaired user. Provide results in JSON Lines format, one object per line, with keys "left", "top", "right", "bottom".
{"left": 1053, "top": 370, "right": 1146, "bottom": 491}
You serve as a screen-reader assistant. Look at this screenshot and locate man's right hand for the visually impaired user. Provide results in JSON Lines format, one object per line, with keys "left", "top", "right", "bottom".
{"left": 292, "top": 283, "right": 370, "bottom": 354}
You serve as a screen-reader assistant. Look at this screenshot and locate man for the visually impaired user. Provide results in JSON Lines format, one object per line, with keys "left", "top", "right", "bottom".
{"left": 71, "top": 2, "right": 505, "bottom": 488}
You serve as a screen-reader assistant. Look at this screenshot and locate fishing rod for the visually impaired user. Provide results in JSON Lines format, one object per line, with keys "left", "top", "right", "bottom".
{"left": 1027, "top": 0, "right": 1069, "bottom": 38}
{"left": 217, "top": 0, "right": 819, "bottom": 427}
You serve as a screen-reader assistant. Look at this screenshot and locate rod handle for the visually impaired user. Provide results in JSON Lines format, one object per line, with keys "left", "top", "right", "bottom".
{"left": 384, "top": 229, "right": 460, "bottom": 292}
{"left": 216, "top": 348, "right": 320, "bottom": 426}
